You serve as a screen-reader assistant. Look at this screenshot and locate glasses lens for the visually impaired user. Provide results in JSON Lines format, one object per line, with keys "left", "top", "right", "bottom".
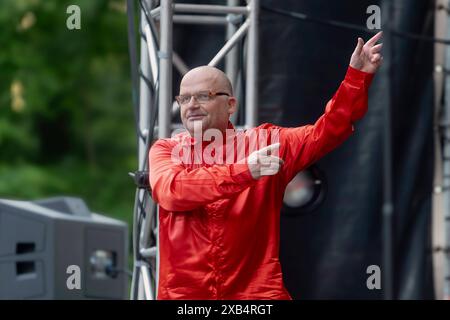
{"left": 177, "top": 92, "right": 214, "bottom": 105}
{"left": 177, "top": 95, "right": 189, "bottom": 105}
{"left": 196, "top": 92, "right": 210, "bottom": 102}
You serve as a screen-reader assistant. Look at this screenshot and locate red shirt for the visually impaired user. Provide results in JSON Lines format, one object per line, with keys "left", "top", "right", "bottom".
{"left": 149, "top": 66, "right": 374, "bottom": 299}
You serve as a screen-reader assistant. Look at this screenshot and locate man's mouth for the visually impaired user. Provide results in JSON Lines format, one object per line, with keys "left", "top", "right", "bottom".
{"left": 187, "top": 114, "right": 206, "bottom": 120}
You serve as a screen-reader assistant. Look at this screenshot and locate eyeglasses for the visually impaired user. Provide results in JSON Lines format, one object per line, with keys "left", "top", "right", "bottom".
{"left": 175, "top": 91, "right": 230, "bottom": 106}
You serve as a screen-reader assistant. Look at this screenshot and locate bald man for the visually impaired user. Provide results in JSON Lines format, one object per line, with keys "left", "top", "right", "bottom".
{"left": 149, "top": 32, "right": 383, "bottom": 300}
{"left": 178, "top": 66, "right": 235, "bottom": 136}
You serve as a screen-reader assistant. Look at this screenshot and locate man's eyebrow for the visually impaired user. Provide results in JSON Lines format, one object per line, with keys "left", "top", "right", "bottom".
{"left": 178, "top": 90, "right": 209, "bottom": 95}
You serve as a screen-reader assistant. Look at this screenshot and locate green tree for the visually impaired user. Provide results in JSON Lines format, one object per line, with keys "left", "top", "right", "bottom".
{"left": 0, "top": 0, "right": 137, "bottom": 228}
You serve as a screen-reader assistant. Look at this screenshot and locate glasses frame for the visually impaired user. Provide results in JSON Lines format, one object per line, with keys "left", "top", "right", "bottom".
{"left": 175, "top": 90, "right": 230, "bottom": 106}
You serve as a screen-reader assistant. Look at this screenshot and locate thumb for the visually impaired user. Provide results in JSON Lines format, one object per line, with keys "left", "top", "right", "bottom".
{"left": 354, "top": 37, "right": 364, "bottom": 55}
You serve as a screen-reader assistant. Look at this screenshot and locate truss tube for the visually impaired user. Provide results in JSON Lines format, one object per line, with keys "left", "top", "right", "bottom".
{"left": 150, "top": 6, "right": 160, "bottom": 17}
{"left": 159, "top": 0, "right": 173, "bottom": 139}
{"left": 140, "top": 246, "right": 157, "bottom": 258}
{"left": 209, "top": 19, "right": 249, "bottom": 67}
{"left": 226, "top": 0, "right": 240, "bottom": 90}
{"left": 153, "top": 0, "right": 174, "bottom": 300}
{"left": 140, "top": 264, "right": 154, "bottom": 300}
{"left": 130, "top": 192, "right": 140, "bottom": 299}
{"left": 226, "top": 0, "right": 240, "bottom": 125}
{"left": 139, "top": 19, "right": 151, "bottom": 165}
{"left": 143, "top": 24, "right": 159, "bottom": 85}
{"left": 245, "top": 0, "right": 259, "bottom": 127}
{"left": 381, "top": 0, "right": 394, "bottom": 300}
{"left": 432, "top": 0, "right": 449, "bottom": 300}
{"left": 155, "top": 14, "right": 228, "bottom": 25}
{"left": 173, "top": 15, "right": 228, "bottom": 25}
{"left": 443, "top": 2, "right": 450, "bottom": 298}
{"left": 173, "top": 52, "right": 189, "bottom": 76}
{"left": 139, "top": 203, "right": 155, "bottom": 252}
{"left": 131, "top": 6, "right": 154, "bottom": 300}
{"left": 173, "top": 3, "right": 249, "bottom": 15}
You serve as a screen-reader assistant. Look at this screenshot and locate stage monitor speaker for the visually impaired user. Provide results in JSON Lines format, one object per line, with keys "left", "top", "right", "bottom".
{"left": 33, "top": 196, "right": 91, "bottom": 217}
{"left": 0, "top": 198, "right": 128, "bottom": 300}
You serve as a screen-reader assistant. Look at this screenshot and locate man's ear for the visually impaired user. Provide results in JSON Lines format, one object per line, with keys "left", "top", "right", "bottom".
{"left": 227, "top": 96, "right": 237, "bottom": 115}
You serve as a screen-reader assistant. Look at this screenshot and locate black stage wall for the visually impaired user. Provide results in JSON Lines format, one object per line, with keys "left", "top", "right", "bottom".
{"left": 172, "top": 0, "right": 435, "bottom": 299}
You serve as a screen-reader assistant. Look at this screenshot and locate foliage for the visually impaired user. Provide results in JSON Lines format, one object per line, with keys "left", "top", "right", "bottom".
{"left": 0, "top": 0, "right": 137, "bottom": 230}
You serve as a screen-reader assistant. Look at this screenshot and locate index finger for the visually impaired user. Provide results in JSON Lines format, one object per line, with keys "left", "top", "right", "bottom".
{"left": 257, "top": 142, "right": 280, "bottom": 155}
{"left": 366, "top": 31, "right": 383, "bottom": 47}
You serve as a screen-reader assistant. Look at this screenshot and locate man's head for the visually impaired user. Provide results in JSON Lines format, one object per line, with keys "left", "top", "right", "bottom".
{"left": 177, "top": 66, "right": 237, "bottom": 136}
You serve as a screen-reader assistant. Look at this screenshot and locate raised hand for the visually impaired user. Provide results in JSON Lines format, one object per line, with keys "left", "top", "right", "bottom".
{"left": 247, "top": 143, "right": 284, "bottom": 180}
{"left": 349, "top": 31, "right": 383, "bottom": 74}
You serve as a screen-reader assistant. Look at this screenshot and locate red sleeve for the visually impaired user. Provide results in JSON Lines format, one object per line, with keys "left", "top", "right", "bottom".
{"left": 149, "top": 140, "right": 257, "bottom": 211}
{"left": 280, "top": 66, "right": 374, "bottom": 181}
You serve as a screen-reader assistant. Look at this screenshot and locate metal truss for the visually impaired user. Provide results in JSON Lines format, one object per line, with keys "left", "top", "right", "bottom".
{"left": 433, "top": 0, "right": 450, "bottom": 301}
{"left": 126, "top": 0, "right": 259, "bottom": 300}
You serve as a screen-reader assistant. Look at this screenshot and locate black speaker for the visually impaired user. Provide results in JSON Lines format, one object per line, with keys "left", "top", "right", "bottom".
{"left": 0, "top": 197, "right": 128, "bottom": 299}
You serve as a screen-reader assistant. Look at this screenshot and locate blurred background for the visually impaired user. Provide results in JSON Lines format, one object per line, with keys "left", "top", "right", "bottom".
{"left": 0, "top": 0, "right": 134, "bottom": 229}
{"left": 0, "top": 0, "right": 134, "bottom": 299}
